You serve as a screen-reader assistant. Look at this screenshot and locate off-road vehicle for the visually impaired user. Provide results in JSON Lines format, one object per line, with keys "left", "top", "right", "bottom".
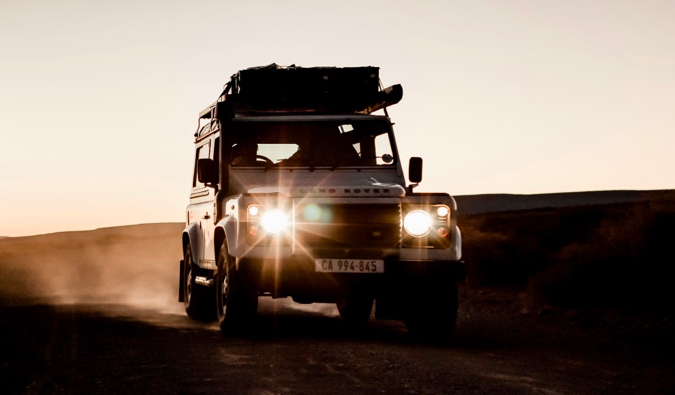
{"left": 179, "top": 64, "right": 464, "bottom": 339}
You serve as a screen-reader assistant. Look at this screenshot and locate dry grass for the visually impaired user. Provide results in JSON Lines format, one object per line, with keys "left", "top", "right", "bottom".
{"left": 460, "top": 200, "right": 675, "bottom": 314}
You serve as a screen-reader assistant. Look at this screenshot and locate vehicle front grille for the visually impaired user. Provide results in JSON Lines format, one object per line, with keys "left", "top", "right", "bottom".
{"left": 294, "top": 202, "right": 401, "bottom": 250}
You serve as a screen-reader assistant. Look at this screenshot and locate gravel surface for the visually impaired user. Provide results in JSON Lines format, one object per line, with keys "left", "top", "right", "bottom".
{"left": 1, "top": 287, "right": 672, "bottom": 395}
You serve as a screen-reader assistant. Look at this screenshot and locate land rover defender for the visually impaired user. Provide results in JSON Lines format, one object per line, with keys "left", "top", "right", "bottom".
{"left": 179, "top": 64, "right": 464, "bottom": 339}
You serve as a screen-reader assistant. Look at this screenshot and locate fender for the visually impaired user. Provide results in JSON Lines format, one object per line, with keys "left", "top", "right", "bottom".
{"left": 451, "top": 226, "right": 462, "bottom": 261}
{"left": 450, "top": 195, "right": 458, "bottom": 212}
{"left": 400, "top": 193, "right": 462, "bottom": 261}
{"left": 449, "top": 196, "right": 461, "bottom": 260}
{"left": 214, "top": 215, "right": 239, "bottom": 259}
{"left": 182, "top": 222, "right": 202, "bottom": 265}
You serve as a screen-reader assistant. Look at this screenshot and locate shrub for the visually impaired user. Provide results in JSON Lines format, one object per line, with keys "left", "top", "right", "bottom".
{"left": 461, "top": 206, "right": 607, "bottom": 288}
{"left": 528, "top": 202, "right": 675, "bottom": 313}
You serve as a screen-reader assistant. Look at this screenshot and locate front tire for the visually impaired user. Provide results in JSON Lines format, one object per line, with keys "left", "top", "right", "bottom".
{"left": 337, "top": 284, "right": 374, "bottom": 327}
{"left": 403, "top": 277, "right": 458, "bottom": 342}
{"left": 216, "top": 243, "right": 258, "bottom": 334}
{"left": 183, "top": 243, "right": 216, "bottom": 321}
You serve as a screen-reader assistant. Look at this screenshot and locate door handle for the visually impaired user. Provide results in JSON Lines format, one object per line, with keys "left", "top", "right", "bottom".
{"left": 203, "top": 213, "right": 210, "bottom": 219}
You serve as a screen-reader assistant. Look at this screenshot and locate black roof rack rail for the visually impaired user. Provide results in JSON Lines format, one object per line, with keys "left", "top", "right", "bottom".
{"left": 211, "top": 64, "right": 402, "bottom": 117}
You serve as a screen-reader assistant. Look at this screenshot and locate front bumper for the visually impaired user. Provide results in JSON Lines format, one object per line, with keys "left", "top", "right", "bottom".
{"left": 239, "top": 255, "right": 466, "bottom": 303}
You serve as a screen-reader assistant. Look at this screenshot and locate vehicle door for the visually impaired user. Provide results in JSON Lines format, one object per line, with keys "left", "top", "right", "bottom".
{"left": 201, "top": 136, "right": 220, "bottom": 267}
{"left": 188, "top": 138, "right": 216, "bottom": 269}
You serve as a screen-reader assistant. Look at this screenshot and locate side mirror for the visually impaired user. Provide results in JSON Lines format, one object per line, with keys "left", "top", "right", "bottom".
{"left": 409, "top": 157, "right": 423, "bottom": 183}
{"left": 408, "top": 157, "right": 423, "bottom": 194}
{"left": 197, "top": 158, "right": 217, "bottom": 185}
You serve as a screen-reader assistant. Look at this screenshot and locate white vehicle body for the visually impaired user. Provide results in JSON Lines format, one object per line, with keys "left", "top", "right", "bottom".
{"left": 179, "top": 65, "right": 464, "bottom": 339}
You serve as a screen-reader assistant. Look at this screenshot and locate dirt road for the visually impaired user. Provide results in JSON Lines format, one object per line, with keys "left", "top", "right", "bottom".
{"left": 1, "top": 288, "right": 672, "bottom": 395}
{"left": 0, "top": 223, "right": 672, "bottom": 393}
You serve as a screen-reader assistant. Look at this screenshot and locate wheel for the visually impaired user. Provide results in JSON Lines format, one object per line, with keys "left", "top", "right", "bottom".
{"left": 183, "top": 243, "right": 216, "bottom": 321}
{"left": 403, "top": 278, "right": 458, "bottom": 342}
{"left": 215, "top": 243, "right": 258, "bottom": 334}
{"left": 337, "top": 284, "right": 374, "bottom": 327}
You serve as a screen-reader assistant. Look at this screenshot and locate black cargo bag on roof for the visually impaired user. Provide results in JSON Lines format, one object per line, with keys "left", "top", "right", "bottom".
{"left": 231, "top": 65, "right": 380, "bottom": 111}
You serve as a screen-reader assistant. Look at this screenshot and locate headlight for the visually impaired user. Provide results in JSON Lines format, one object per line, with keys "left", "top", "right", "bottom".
{"left": 403, "top": 210, "right": 432, "bottom": 237}
{"left": 260, "top": 209, "right": 288, "bottom": 235}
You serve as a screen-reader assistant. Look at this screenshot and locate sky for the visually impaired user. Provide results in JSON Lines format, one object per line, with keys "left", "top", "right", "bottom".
{"left": 1, "top": 0, "right": 674, "bottom": 237}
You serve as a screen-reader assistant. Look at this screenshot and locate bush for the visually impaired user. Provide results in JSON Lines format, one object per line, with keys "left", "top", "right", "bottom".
{"left": 460, "top": 200, "right": 675, "bottom": 314}
{"left": 461, "top": 206, "right": 606, "bottom": 288}
{"left": 528, "top": 203, "right": 675, "bottom": 313}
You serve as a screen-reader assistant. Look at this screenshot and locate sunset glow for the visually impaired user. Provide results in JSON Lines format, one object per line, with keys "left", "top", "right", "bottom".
{"left": 1, "top": 0, "right": 674, "bottom": 236}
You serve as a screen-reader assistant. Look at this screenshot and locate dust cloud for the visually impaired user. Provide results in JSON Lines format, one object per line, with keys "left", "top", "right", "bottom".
{"left": 259, "top": 297, "right": 339, "bottom": 317}
{"left": 0, "top": 223, "right": 184, "bottom": 314}
{"left": 0, "top": 223, "right": 342, "bottom": 321}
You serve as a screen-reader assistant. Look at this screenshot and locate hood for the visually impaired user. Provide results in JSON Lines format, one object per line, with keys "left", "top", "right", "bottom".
{"left": 247, "top": 180, "right": 406, "bottom": 198}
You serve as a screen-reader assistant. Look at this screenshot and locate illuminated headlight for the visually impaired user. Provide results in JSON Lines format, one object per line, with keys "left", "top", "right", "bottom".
{"left": 404, "top": 210, "right": 432, "bottom": 237}
{"left": 260, "top": 209, "right": 288, "bottom": 235}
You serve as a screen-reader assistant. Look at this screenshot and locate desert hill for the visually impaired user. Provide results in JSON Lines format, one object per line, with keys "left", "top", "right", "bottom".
{"left": 1, "top": 190, "right": 673, "bottom": 316}
{"left": 455, "top": 189, "right": 675, "bottom": 215}
{"left": 459, "top": 190, "right": 675, "bottom": 316}
{"left": 0, "top": 223, "right": 183, "bottom": 307}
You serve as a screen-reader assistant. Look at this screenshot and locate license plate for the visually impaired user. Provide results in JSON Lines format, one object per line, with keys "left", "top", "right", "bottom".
{"left": 315, "top": 259, "right": 384, "bottom": 273}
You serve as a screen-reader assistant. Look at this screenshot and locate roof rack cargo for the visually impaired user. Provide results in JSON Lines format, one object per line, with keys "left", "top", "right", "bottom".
{"left": 207, "top": 64, "right": 402, "bottom": 118}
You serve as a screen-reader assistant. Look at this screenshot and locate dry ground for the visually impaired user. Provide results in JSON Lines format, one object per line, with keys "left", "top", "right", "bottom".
{"left": 1, "top": 289, "right": 672, "bottom": 394}
{"left": 1, "top": 195, "right": 673, "bottom": 394}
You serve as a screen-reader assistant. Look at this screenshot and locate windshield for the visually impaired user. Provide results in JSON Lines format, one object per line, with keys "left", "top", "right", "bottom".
{"left": 227, "top": 119, "right": 396, "bottom": 168}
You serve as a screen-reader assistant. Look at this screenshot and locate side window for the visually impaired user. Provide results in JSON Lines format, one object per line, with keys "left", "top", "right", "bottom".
{"left": 375, "top": 133, "right": 394, "bottom": 165}
{"left": 213, "top": 137, "right": 220, "bottom": 180}
{"left": 192, "top": 142, "right": 211, "bottom": 189}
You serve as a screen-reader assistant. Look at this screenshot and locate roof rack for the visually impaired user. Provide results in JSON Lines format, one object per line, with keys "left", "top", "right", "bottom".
{"left": 205, "top": 64, "right": 402, "bottom": 118}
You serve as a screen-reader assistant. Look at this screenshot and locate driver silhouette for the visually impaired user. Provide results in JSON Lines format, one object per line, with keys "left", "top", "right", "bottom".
{"left": 231, "top": 139, "right": 259, "bottom": 166}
